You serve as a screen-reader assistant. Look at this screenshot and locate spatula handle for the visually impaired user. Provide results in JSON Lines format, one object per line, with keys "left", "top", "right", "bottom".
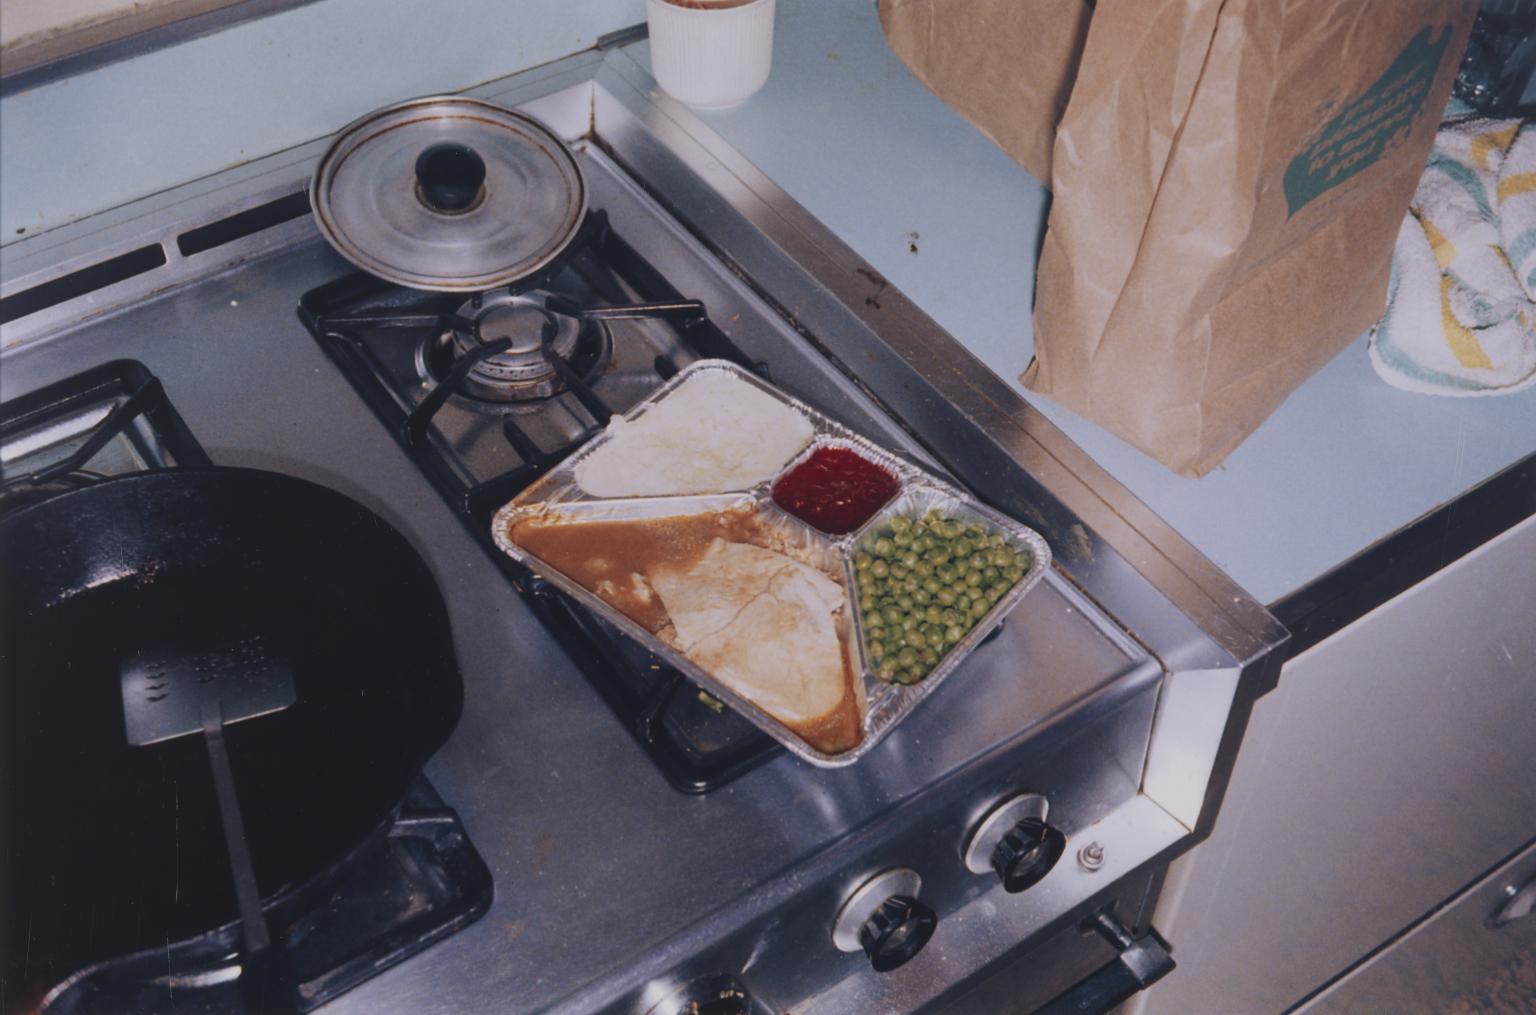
{"left": 203, "top": 702, "right": 296, "bottom": 1012}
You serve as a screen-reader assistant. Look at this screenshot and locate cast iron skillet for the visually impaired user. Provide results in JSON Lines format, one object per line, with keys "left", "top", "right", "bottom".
{"left": 0, "top": 467, "right": 464, "bottom": 1010}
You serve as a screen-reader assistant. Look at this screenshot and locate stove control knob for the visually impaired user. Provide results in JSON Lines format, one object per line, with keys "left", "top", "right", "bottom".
{"left": 991, "top": 817, "right": 1067, "bottom": 893}
{"left": 673, "top": 984, "right": 751, "bottom": 1015}
{"left": 415, "top": 143, "right": 486, "bottom": 214}
{"left": 859, "top": 895, "right": 938, "bottom": 972}
{"left": 963, "top": 792, "right": 1066, "bottom": 892}
{"left": 643, "top": 975, "right": 754, "bottom": 1015}
{"left": 831, "top": 867, "right": 937, "bottom": 973}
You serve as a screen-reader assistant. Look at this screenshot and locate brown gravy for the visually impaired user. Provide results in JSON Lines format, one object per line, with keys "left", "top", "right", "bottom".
{"left": 509, "top": 508, "right": 763, "bottom": 632}
{"left": 507, "top": 507, "right": 864, "bottom": 755}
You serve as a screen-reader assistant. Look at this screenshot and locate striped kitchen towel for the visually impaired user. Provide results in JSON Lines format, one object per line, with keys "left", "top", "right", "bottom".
{"left": 1369, "top": 116, "right": 1536, "bottom": 396}
{"left": 1500, "top": 126, "right": 1536, "bottom": 301}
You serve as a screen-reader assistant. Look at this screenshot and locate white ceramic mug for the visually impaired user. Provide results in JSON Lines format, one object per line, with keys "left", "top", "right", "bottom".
{"left": 645, "top": 0, "right": 777, "bottom": 110}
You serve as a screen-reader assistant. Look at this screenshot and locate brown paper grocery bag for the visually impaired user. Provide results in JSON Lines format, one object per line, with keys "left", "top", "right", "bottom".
{"left": 1025, "top": 0, "right": 1476, "bottom": 476}
{"left": 878, "top": 0, "right": 1092, "bottom": 184}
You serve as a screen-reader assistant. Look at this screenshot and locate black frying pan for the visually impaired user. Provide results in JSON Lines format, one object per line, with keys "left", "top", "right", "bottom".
{"left": 0, "top": 468, "right": 464, "bottom": 1010}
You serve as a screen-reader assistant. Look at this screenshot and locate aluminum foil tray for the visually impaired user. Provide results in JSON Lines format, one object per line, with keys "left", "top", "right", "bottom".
{"left": 492, "top": 360, "right": 1051, "bottom": 766}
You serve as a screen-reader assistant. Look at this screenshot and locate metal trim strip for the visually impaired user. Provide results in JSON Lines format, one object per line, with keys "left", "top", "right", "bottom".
{"left": 1273, "top": 450, "right": 1536, "bottom": 656}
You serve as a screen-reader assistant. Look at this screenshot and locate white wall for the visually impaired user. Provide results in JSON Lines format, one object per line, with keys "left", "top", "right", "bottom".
{"left": 0, "top": 0, "right": 644, "bottom": 243}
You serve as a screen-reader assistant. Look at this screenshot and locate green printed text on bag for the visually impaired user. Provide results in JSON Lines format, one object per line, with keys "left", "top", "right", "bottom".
{"left": 1284, "top": 25, "right": 1456, "bottom": 216}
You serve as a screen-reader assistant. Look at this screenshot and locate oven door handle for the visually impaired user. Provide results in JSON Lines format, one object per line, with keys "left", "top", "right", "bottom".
{"left": 1035, "top": 910, "right": 1174, "bottom": 1015}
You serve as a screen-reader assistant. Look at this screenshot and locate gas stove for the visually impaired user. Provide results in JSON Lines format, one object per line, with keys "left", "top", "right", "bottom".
{"left": 0, "top": 43, "right": 1286, "bottom": 1015}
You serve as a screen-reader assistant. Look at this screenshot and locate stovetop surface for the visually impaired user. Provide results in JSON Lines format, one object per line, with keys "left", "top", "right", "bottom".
{"left": 0, "top": 145, "right": 1158, "bottom": 1014}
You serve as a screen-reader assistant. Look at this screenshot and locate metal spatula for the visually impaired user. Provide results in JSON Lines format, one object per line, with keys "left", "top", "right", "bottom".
{"left": 121, "top": 633, "right": 298, "bottom": 1013}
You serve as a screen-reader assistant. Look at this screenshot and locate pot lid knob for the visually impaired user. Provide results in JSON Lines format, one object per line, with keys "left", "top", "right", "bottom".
{"left": 415, "top": 143, "right": 486, "bottom": 214}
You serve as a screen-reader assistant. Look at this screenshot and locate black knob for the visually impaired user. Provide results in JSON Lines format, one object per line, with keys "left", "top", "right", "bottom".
{"left": 858, "top": 895, "right": 937, "bottom": 973}
{"left": 991, "top": 817, "right": 1066, "bottom": 893}
{"left": 415, "top": 143, "right": 486, "bottom": 213}
{"left": 676, "top": 993, "right": 749, "bottom": 1015}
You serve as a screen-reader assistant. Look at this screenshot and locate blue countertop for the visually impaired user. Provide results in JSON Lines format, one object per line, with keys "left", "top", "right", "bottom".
{"left": 4, "top": 0, "right": 1530, "bottom": 607}
{"left": 629, "top": 0, "right": 1536, "bottom": 606}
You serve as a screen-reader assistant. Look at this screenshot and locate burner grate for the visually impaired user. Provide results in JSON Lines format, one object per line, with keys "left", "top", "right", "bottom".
{"left": 0, "top": 360, "right": 211, "bottom": 517}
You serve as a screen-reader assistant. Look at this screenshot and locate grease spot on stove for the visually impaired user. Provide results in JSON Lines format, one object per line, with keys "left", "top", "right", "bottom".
{"left": 532, "top": 832, "right": 558, "bottom": 875}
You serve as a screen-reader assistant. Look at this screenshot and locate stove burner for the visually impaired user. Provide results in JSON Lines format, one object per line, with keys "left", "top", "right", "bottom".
{"left": 428, "top": 291, "right": 611, "bottom": 403}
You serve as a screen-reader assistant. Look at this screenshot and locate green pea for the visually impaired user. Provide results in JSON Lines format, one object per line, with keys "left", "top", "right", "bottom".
{"left": 869, "top": 641, "right": 886, "bottom": 660}
{"left": 970, "top": 600, "right": 989, "bottom": 620}
{"left": 965, "top": 570, "right": 982, "bottom": 587}
{"left": 890, "top": 515, "right": 912, "bottom": 534}
{"left": 869, "top": 559, "right": 889, "bottom": 579}
{"left": 936, "top": 587, "right": 956, "bottom": 606}
{"left": 982, "top": 566, "right": 1000, "bottom": 585}
{"left": 920, "top": 647, "right": 939, "bottom": 666}
{"left": 897, "top": 594, "right": 913, "bottom": 610}
{"left": 854, "top": 551, "right": 872, "bottom": 570}
{"left": 893, "top": 531, "right": 912, "bottom": 548}
{"left": 952, "top": 538, "right": 972, "bottom": 559}
{"left": 897, "top": 668, "right": 924, "bottom": 685}
{"left": 938, "top": 565, "right": 957, "bottom": 583}
{"left": 923, "top": 578, "right": 941, "bottom": 595}
{"left": 890, "top": 564, "right": 908, "bottom": 581}
{"left": 901, "top": 552, "right": 918, "bottom": 569}
{"left": 924, "top": 606, "right": 943, "bottom": 625}
{"left": 912, "top": 588, "right": 931, "bottom": 606}
{"left": 967, "top": 523, "right": 986, "bottom": 538}
{"left": 914, "top": 560, "right": 933, "bottom": 578}
{"left": 941, "top": 608, "right": 961, "bottom": 625}
{"left": 945, "top": 624, "right": 964, "bottom": 645}
{"left": 874, "top": 538, "right": 895, "bottom": 558}
{"left": 897, "top": 646, "right": 918, "bottom": 667}
{"left": 901, "top": 615, "right": 917, "bottom": 631}
{"left": 905, "top": 628, "right": 927, "bottom": 648}
{"left": 882, "top": 606, "right": 901, "bottom": 625}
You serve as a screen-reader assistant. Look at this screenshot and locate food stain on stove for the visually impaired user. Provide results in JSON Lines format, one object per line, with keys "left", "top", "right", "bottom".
{"left": 856, "top": 266, "right": 889, "bottom": 310}
{"left": 531, "top": 833, "right": 558, "bottom": 876}
{"left": 907, "top": 231, "right": 920, "bottom": 254}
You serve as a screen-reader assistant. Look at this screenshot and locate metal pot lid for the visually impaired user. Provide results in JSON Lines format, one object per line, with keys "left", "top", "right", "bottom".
{"left": 310, "top": 95, "right": 587, "bottom": 292}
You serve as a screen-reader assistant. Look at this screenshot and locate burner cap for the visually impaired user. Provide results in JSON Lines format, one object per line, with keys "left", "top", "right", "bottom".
{"left": 446, "top": 292, "right": 590, "bottom": 402}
